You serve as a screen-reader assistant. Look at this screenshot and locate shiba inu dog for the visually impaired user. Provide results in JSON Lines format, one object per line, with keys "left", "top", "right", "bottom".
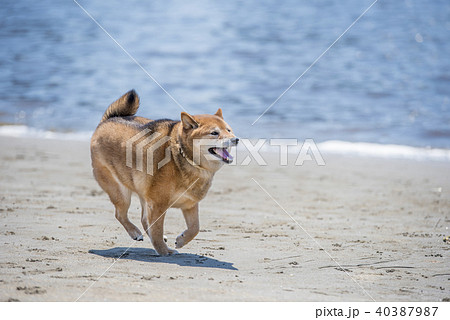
{"left": 90, "top": 90, "right": 238, "bottom": 256}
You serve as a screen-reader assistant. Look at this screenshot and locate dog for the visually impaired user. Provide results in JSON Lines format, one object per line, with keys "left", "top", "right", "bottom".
{"left": 90, "top": 90, "right": 238, "bottom": 256}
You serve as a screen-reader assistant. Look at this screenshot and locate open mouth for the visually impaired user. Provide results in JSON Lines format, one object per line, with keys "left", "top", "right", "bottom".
{"left": 208, "top": 147, "right": 233, "bottom": 163}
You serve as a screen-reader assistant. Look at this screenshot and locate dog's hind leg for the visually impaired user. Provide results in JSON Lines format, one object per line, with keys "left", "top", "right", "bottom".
{"left": 175, "top": 204, "right": 199, "bottom": 249}
{"left": 93, "top": 165, "right": 143, "bottom": 241}
{"left": 142, "top": 201, "right": 177, "bottom": 256}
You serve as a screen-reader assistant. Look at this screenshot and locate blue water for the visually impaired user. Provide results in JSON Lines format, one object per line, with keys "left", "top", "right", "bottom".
{"left": 1, "top": 0, "right": 449, "bottom": 148}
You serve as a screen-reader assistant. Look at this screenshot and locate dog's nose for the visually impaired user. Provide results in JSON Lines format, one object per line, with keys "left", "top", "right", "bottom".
{"left": 231, "top": 137, "right": 239, "bottom": 145}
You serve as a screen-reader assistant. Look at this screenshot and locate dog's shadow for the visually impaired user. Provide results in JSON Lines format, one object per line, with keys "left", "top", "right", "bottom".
{"left": 89, "top": 247, "right": 237, "bottom": 270}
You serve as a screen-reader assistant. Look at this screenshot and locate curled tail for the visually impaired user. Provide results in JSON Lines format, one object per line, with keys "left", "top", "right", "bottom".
{"left": 101, "top": 89, "right": 140, "bottom": 122}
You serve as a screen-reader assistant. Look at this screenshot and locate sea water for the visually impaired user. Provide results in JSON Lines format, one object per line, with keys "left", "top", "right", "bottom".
{"left": 0, "top": 0, "right": 449, "bottom": 159}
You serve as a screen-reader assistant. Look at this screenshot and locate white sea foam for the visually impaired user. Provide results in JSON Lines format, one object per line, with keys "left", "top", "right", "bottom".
{"left": 0, "top": 125, "right": 92, "bottom": 141}
{"left": 317, "top": 140, "right": 450, "bottom": 162}
{"left": 1, "top": 126, "right": 449, "bottom": 162}
{"left": 245, "top": 139, "right": 450, "bottom": 162}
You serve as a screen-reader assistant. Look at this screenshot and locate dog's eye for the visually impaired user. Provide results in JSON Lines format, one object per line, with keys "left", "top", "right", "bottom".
{"left": 211, "top": 131, "right": 219, "bottom": 136}
{"left": 227, "top": 128, "right": 231, "bottom": 132}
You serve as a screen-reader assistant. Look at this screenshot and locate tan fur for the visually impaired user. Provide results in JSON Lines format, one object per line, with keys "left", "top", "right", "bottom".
{"left": 91, "top": 90, "right": 238, "bottom": 255}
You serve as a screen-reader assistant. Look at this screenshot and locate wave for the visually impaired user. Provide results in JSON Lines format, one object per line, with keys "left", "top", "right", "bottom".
{"left": 1, "top": 125, "right": 449, "bottom": 162}
{"left": 317, "top": 140, "right": 450, "bottom": 162}
{"left": 0, "top": 125, "right": 92, "bottom": 141}
{"left": 249, "top": 139, "right": 450, "bottom": 162}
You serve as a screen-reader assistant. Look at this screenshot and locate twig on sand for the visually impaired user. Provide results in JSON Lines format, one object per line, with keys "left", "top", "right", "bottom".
{"left": 264, "top": 254, "right": 303, "bottom": 262}
{"left": 375, "top": 266, "right": 415, "bottom": 269}
{"left": 434, "top": 218, "right": 441, "bottom": 229}
{"left": 319, "top": 259, "right": 398, "bottom": 269}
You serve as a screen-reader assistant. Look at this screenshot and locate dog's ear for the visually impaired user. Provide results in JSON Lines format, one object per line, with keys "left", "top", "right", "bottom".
{"left": 215, "top": 108, "right": 223, "bottom": 119}
{"left": 181, "top": 112, "right": 198, "bottom": 130}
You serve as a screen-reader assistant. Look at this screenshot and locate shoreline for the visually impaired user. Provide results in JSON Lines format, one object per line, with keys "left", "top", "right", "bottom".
{"left": 0, "top": 136, "right": 449, "bottom": 301}
{"left": 1, "top": 125, "right": 450, "bottom": 162}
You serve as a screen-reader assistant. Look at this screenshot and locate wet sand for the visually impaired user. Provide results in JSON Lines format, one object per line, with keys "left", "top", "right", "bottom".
{"left": 0, "top": 136, "right": 449, "bottom": 301}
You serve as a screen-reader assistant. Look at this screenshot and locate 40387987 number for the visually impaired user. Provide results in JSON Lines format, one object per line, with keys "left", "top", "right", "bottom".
{"left": 375, "top": 306, "right": 438, "bottom": 317}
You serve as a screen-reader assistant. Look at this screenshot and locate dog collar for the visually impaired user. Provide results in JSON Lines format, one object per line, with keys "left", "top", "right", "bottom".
{"left": 178, "top": 144, "right": 205, "bottom": 170}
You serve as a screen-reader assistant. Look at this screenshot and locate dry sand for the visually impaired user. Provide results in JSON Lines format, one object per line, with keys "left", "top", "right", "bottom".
{"left": 0, "top": 136, "right": 449, "bottom": 301}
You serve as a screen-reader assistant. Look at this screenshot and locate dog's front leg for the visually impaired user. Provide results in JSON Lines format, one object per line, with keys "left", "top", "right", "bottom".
{"left": 175, "top": 204, "right": 199, "bottom": 249}
{"left": 146, "top": 203, "right": 177, "bottom": 256}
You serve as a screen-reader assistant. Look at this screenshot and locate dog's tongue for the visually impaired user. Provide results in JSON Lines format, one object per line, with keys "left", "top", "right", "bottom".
{"left": 216, "top": 148, "right": 233, "bottom": 162}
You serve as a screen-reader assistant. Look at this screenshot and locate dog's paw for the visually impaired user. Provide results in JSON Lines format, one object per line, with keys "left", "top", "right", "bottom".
{"left": 157, "top": 247, "right": 178, "bottom": 256}
{"left": 129, "top": 231, "right": 143, "bottom": 241}
{"left": 175, "top": 233, "right": 185, "bottom": 249}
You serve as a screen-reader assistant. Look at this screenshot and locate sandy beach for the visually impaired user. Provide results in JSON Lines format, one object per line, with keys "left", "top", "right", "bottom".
{"left": 0, "top": 136, "right": 449, "bottom": 302}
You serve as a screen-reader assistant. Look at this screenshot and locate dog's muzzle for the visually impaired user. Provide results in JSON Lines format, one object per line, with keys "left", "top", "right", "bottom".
{"left": 207, "top": 137, "right": 239, "bottom": 164}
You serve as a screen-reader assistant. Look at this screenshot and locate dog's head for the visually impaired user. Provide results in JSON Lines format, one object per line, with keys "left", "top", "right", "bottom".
{"left": 179, "top": 108, "right": 238, "bottom": 172}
